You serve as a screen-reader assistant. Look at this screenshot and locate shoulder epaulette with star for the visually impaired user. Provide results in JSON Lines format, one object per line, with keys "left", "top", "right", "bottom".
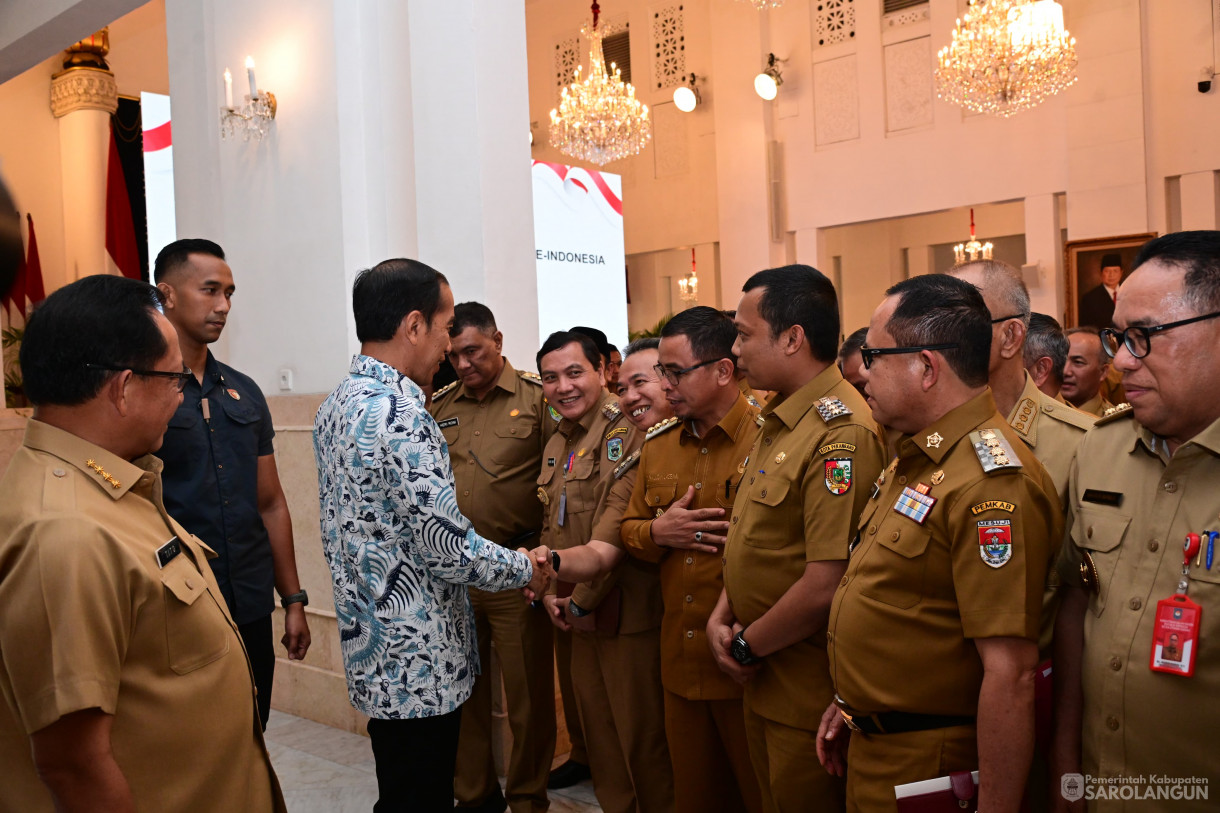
{"left": 645, "top": 416, "right": 680, "bottom": 441}
{"left": 1041, "top": 399, "right": 1095, "bottom": 432}
{"left": 602, "top": 401, "right": 622, "bottom": 421}
{"left": 613, "top": 448, "right": 642, "bottom": 479}
{"left": 815, "top": 396, "right": 853, "bottom": 422}
{"left": 1097, "top": 402, "right": 1134, "bottom": 425}
{"left": 518, "top": 370, "right": 543, "bottom": 386}
{"left": 432, "top": 380, "right": 459, "bottom": 400}
{"left": 745, "top": 393, "right": 761, "bottom": 409}
{"left": 968, "top": 428, "right": 1023, "bottom": 473}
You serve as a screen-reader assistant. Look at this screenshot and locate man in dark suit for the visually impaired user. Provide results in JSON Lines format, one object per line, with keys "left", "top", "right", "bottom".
{"left": 1077, "top": 253, "right": 1123, "bottom": 328}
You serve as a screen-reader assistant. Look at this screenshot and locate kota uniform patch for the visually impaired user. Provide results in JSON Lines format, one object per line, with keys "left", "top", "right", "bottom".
{"left": 978, "top": 519, "right": 1013, "bottom": 568}
{"left": 825, "top": 459, "right": 852, "bottom": 494}
{"left": 606, "top": 437, "right": 624, "bottom": 461}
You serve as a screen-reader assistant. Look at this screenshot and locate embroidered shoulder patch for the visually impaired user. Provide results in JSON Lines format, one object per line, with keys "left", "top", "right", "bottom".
{"left": 825, "top": 459, "right": 852, "bottom": 495}
{"left": 978, "top": 519, "right": 1013, "bottom": 568}
{"left": 969, "top": 429, "right": 1022, "bottom": 473}
{"left": 606, "top": 436, "right": 624, "bottom": 461}
{"left": 971, "top": 500, "right": 1015, "bottom": 515}
{"left": 818, "top": 441, "right": 857, "bottom": 456}
{"left": 815, "top": 397, "right": 853, "bottom": 422}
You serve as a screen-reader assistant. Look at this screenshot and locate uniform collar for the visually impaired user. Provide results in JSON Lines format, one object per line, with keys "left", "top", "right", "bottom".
{"left": 456, "top": 358, "right": 516, "bottom": 400}
{"left": 683, "top": 391, "right": 755, "bottom": 443}
{"left": 763, "top": 364, "right": 843, "bottom": 430}
{"left": 350, "top": 354, "right": 424, "bottom": 402}
{"left": 1077, "top": 392, "right": 1106, "bottom": 417}
{"left": 899, "top": 390, "right": 998, "bottom": 464}
{"left": 22, "top": 419, "right": 157, "bottom": 500}
{"left": 1006, "top": 372, "right": 1045, "bottom": 445}
{"left": 1131, "top": 413, "right": 1220, "bottom": 459}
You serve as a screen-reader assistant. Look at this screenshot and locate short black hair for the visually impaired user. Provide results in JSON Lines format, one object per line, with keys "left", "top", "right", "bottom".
{"left": 885, "top": 274, "right": 991, "bottom": 388}
{"left": 661, "top": 306, "right": 738, "bottom": 366}
{"left": 742, "top": 264, "right": 840, "bottom": 363}
{"left": 353, "top": 258, "right": 449, "bottom": 343}
{"left": 451, "top": 302, "right": 497, "bottom": 336}
{"left": 537, "top": 331, "right": 602, "bottom": 373}
{"left": 623, "top": 337, "right": 659, "bottom": 357}
{"left": 570, "top": 325, "right": 613, "bottom": 360}
{"left": 1132, "top": 230, "right": 1220, "bottom": 313}
{"left": 153, "top": 238, "right": 225, "bottom": 284}
{"left": 838, "top": 326, "right": 869, "bottom": 365}
{"left": 21, "top": 275, "right": 168, "bottom": 406}
{"left": 1026, "top": 313, "right": 1070, "bottom": 382}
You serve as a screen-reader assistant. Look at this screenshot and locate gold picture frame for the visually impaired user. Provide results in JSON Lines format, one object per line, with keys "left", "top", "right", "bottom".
{"left": 1064, "top": 233, "right": 1156, "bottom": 328}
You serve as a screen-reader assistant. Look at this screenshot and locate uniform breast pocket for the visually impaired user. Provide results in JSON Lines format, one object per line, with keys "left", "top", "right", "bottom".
{"left": 644, "top": 481, "right": 677, "bottom": 512}
{"left": 858, "top": 521, "right": 932, "bottom": 609}
{"left": 1073, "top": 507, "right": 1132, "bottom": 616}
{"left": 217, "top": 396, "right": 262, "bottom": 457}
{"left": 489, "top": 422, "right": 537, "bottom": 467}
{"left": 160, "top": 558, "right": 231, "bottom": 675}
{"left": 742, "top": 476, "right": 792, "bottom": 550}
{"left": 564, "top": 457, "right": 598, "bottom": 514}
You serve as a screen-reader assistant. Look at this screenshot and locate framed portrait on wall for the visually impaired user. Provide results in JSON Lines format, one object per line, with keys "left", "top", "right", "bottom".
{"left": 1064, "top": 233, "right": 1156, "bottom": 329}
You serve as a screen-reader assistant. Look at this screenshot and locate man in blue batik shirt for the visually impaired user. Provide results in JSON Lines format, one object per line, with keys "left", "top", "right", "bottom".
{"left": 314, "top": 258, "right": 556, "bottom": 811}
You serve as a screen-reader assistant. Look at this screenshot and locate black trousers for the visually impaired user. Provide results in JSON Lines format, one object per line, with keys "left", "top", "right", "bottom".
{"left": 367, "top": 708, "right": 463, "bottom": 812}
{"left": 237, "top": 614, "right": 275, "bottom": 730}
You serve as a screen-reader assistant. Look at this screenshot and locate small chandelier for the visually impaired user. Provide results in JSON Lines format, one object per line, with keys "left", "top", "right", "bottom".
{"left": 953, "top": 208, "right": 993, "bottom": 265}
{"left": 549, "top": 1, "right": 651, "bottom": 166}
{"left": 935, "top": 0, "right": 1077, "bottom": 118}
{"left": 736, "top": 0, "right": 785, "bottom": 9}
{"left": 678, "top": 248, "right": 699, "bottom": 303}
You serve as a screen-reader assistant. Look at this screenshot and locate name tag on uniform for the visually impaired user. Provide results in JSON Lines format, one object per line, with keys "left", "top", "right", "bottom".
{"left": 156, "top": 536, "right": 182, "bottom": 568}
{"left": 437, "top": 417, "right": 459, "bottom": 430}
{"left": 1082, "top": 489, "right": 1123, "bottom": 507}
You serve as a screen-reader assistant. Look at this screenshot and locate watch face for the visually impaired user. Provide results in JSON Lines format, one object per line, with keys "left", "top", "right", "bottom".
{"left": 731, "top": 636, "right": 750, "bottom": 663}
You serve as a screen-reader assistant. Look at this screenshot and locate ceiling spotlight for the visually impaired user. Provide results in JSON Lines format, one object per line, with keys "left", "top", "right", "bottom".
{"left": 754, "top": 53, "right": 784, "bottom": 101}
{"left": 673, "top": 73, "right": 701, "bottom": 112}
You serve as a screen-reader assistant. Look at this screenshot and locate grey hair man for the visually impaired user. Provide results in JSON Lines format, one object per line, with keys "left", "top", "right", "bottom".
{"left": 1022, "top": 313, "right": 1069, "bottom": 398}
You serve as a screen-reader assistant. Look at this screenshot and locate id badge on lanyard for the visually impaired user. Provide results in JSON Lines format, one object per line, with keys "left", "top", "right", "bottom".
{"left": 1150, "top": 533, "right": 1205, "bottom": 677}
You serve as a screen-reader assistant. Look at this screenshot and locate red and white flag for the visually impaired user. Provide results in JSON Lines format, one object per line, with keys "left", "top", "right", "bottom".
{"left": 105, "top": 125, "right": 141, "bottom": 280}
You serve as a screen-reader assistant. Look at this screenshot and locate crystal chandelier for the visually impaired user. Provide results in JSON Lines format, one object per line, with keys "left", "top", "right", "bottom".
{"left": 736, "top": 0, "right": 785, "bottom": 9}
{"left": 549, "top": 1, "right": 651, "bottom": 166}
{"left": 678, "top": 249, "right": 699, "bottom": 303}
{"left": 935, "top": 0, "right": 1077, "bottom": 118}
{"left": 953, "top": 209, "right": 994, "bottom": 265}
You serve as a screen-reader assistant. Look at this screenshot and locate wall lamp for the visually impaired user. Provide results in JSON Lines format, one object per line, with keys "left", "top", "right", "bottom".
{"left": 754, "top": 53, "right": 784, "bottom": 101}
{"left": 220, "top": 56, "right": 277, "bottom": 141}
{"left": 673, "top": 73, "right": 702, "bottom": 112}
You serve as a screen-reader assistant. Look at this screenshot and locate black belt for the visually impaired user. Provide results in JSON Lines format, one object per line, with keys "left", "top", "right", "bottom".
{"left": 835, "top": 696, "right": 974, "bottom": 735}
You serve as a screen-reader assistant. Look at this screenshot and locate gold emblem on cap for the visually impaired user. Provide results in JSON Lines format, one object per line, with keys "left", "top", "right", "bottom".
{"left": 930, "top": 470, "right": 945, "bottom": 485}
{"left": 926, "top": 432, "right": 944, "bottom": 449}
{"left": 510, "top": 408, "right": 520, "bottom": 417}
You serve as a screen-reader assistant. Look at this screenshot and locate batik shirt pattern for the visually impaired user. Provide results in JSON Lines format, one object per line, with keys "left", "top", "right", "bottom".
{"left": 314, "top": 355, "right": 532, "bottom": 719}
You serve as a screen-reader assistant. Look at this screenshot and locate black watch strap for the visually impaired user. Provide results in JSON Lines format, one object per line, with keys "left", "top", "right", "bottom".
{"left": 551, "top": 550, "right": 560, "bottom": 574}
{"left": 280, "top": 590, "right": 309, "bottom": 609}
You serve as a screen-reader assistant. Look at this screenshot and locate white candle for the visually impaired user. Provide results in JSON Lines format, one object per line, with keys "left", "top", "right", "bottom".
{"left": 223, "top": 68, "right": 233, "bottom": 108}
{"left": 245, "top": 56, "right": 257, "bottom": 98}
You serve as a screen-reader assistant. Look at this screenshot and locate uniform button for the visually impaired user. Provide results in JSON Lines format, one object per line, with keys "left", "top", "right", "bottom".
{"left": 186, "top": 578, "right": 196, "bottom": 589}
{"left": 764, "top": 437, "right": 772, "bottom": 445}
{"left": 1087, "top": 526, "right": 1094, "bottom": 539}
{"left": 868, "top": 525, "right": 877, "bottom": 535}
{"left": 732, "top": 516, "right": 738, "bottom": 524}
{"left": 463, "top": 490, "right": 470, "bottom": 496}
{"left": 686, "top": 630, "right": 694, "bottom": 639}
{"left": 760, "top": 489, "right": 768, "bottom": 497}
{"left": 52, "top": 468, "right": 66, "bottom": 478}
{"left": 217, "top": 464, "right": 223, "bottom": 469}
{"left": 1106, "top": 716, "right": 1119, "bottom": 731}
{"left": 685, "top": 557, "right": 693, "bottom": 565}
{"left": 701, "top": 448, "right": 709, "bottom": 455}
{"left": 840, "top": 576, "right": 848, "bottom": 586}
{"left": 898, "top": 476, "right": 907, "bottom": 485}
{"left": 890, "top": 531, "right": 900, "bottom": 542}
{"left": 1129, "top": 598, "right": 1142, "bottom": 611}
{"left": 474, "top": 430, "right": 481, "bottom": 437}
{"left": 749, "top": 476, "right": 756, "bottom": 485}
{"left": 1148, "top": 539, "right": 1159, "bottom": 552}
{"left": 510, "top": 428, "right": 517, "bottom": 434}
{"left": 469, "top": 460, "right": 474, "bottom": 465}
{"left": 1109, "top": 657, "right": 1122, "bottom": 671}
{"left": 685, "top": 595, "right": 693, "bottom": 603}
{"left": 1164, "top": 481, "right": 1177, "bottom": 493}
{"left": 695, "top": 482, "right": 702, "bottom": 490}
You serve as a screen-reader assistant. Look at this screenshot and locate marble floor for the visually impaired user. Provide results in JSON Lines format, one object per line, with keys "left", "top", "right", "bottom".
{"left": 265, "top": 710, "right": 603, "bottom": 812}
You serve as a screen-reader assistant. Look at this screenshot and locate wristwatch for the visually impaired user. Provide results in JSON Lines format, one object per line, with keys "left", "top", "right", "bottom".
{"left": 731, "top": 628, "right": 761, "bottom": 665}
{"left": 567, "top": 599, "right": 591, "bottom": 618}
{"left": 551, "top": 550, "right": 561, "bottom": 574}
{"left": 280, "top": 590, "right": 309, "bottom": 609}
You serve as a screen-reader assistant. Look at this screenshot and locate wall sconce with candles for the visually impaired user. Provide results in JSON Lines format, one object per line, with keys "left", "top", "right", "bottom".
{"left": 220, "top": 57, "right": 277, "bottom": 141}
{"left": 673, "top": 74, "right": 701, "bottom": 113}
{"left": 754, "top": 53, "right": 784, "bottom": 101}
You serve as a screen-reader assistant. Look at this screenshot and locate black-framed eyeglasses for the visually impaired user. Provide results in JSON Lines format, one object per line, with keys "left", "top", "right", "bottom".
{"left": 654, "top": 358, "right": 719, "bottom": 386}
{"left": 859, "top": 343, "right": 961, "bottom": 370}
{"left": 990, "top": 313, "right": 1028, "bottom": 324}
{"left": 1099, "top": 311, "right": 1220, "bottom": 359}
{"left": 86, "top": 362, "right": 193, "bottom": 392}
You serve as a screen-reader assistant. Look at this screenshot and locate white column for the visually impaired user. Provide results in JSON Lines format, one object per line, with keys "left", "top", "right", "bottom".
{"left": 1023, "top": 193, "right": 1062, "bottom": 320}
{"left": 1179, "top": 171, "right": 1219, "bottom": 231}
{"left": 50, "top": 65, "right": 116, "bottom": 281}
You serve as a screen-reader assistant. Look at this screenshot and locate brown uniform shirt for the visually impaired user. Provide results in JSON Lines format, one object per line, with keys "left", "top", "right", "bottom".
{"left": 723, "top": 365, "right": 885, "bottom": 730}
{"left": 539, "top": 391, "right": 641, "bottom": 612}
{"left": 1057, "top": 408, "right": 1220, "bottom": 799}
{"left": 620, "top": 392, "right": 761, "bottom": 701}
{"left": 1007, "top": 372, "right": 1095, "bottom": 500}
{"left": 431, "top": 359, "right": 552, "bottom": 546}
{"left": 589, "top": 460, "right": 665, "bottom": 635}
{"left": 828, "top": 392, "right": 1061, "bottom": 716}
{"left": 1075, "top": 392, "right": 1114, "bottom": 418}
{"left": 0, "top": 420, "right": 283, "bottom": 813}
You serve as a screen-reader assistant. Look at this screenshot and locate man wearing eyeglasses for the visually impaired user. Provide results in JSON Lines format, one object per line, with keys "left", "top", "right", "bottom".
{"left": 0, "top": 275, "right": 285, "bottom": 812}
{"left": 1052, "top": 231, "right": 1220, "bottom": 811}
{"left": 154, "top": 239, "right": 311, "bottom": 731}
{"left": 709, "top": 267, "right": 884, "bottom": 812}
{"left": 818, "top": 273, "right": 1060, "bottom": 813}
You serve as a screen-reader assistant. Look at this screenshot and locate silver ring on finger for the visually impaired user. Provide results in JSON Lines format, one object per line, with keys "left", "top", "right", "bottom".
{"left": 694, "top": 531, "right": 703, "bottom": 543}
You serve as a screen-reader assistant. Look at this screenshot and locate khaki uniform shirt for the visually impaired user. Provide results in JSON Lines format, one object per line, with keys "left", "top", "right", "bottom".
{"left": 0, "top": 421, "right": 283, "bottom": 813}
{"left": 828, "top": 392, "right": 1061, "bottom": 716}
{"left": 539, "top": 391, "right": 640, "bottom": 613}
{"left": 1057, "top": 409, "right": 1220, "bottom": 797}
{"left": 431, "top": 359, "right": 552, "bottom": 545}
{"left": 1075, "top": 392, "right": 1114, "bottom": 418}
{"left": 620, "top": 392, "right": 761, "bottom": 701}
{"left": 723, "top": 365, "right": 885, "bottom": 730}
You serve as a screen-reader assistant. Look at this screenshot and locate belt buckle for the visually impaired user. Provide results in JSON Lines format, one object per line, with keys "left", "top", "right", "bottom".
{"left": 838, "top": 708, "right": 862, "bottom": 733}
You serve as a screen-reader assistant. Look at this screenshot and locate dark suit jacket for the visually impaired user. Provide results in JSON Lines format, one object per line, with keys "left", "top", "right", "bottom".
{"left": 1078, "top": 284, "right": 1116, "bottom": 329}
